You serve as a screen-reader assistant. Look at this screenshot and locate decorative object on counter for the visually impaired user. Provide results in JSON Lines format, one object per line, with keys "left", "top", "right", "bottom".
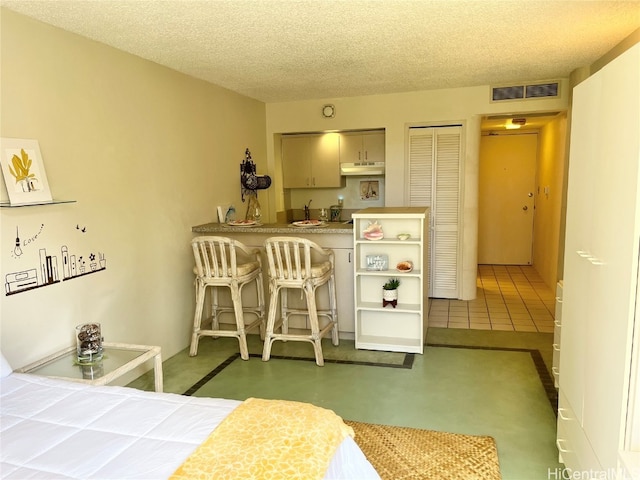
{"left": 382, "top": 278, "right": 400, "bottom": 308}
{"left": 290, "top": 220, "right": 327, "bottom": 228}
{"left": 363, "top": 221, "right": 384, "bottom": 240}
{"left": 396, "top": 260, "right": 413, "bottom": 273}
{"left": 397, "top": 233, "right": 411, "bottom": 241}
{"left": 76, "top": 323, "right": 103, "bottom": 364}
{"left": 227, "top": 219, "right": 260, "bottom": 227}
{"left": 244, "top": 193, "right": 261, "bottom": 223}
{"left": 330, "top": 204, "right": 342, "bottom": 222}
{"left": 240, "top": 148, "right": 271, "bottom": 200}
{"left": 224, "top": 205, "right": 236, "bottom": 223}
{"left": 1, "top": 138, "right": 53, "bottom": 205}
{"left": 366, "top": 254, "right": 389, "bottom": 271}
{"left": 319, "top": 208, "right": 329, "bottom": 222}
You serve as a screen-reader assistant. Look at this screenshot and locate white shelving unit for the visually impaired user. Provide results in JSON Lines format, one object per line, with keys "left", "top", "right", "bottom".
{"left": 352, "top": 207, "right": 429, "bottom": 353}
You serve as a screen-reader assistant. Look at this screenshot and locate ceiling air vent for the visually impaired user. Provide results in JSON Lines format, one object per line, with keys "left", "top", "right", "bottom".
{"left": 491, "top": 81, "right": 559, "bottom": 102}
{"left": 525, "top": 82, "right": 559, "bottom": 98}
{"left": 492, "top": 85, "right": 524, "bottom": 101}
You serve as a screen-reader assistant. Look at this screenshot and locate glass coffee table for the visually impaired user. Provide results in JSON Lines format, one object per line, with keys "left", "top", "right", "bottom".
{"left": 16, "top": 342, "right": 163, "bottom": 392}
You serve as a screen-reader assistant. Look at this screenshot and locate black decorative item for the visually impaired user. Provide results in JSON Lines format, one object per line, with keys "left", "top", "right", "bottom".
{"left": 240, "top": 148, "right": 271, "bottom": 202}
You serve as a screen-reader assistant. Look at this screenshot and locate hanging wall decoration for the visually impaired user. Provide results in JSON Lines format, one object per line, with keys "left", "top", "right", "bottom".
{"left": 0, "top": 138, "right": 53, "bottom": 205}
{"left": 240, "top": 148, "right": 271, "bottom": 200}
{"left": 240, "top": 148, "right": 271, "bottom": 222}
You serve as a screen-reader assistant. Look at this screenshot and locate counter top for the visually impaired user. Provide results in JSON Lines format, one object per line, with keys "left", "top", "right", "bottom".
{"left": 192, "top": 222, "right": 354, "bottom": 235}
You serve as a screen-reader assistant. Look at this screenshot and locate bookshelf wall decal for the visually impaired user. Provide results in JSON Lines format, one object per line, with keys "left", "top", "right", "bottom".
{"left": 5, "top": 244, "right": 107, "bottom": 296}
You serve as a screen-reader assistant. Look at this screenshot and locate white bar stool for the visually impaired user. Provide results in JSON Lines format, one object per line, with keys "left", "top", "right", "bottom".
{"left": 262, "top": 236, "right": 339, "bottom": 366}
{"left": 190, "top": 236, "right": 265, "bottom": 360}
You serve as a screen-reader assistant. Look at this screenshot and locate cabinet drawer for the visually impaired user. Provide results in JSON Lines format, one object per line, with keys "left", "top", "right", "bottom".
{"left": 557, "top": 390, "right": 602, "bottom": 475}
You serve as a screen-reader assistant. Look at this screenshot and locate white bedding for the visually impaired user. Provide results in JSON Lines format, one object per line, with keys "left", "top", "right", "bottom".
{"left": 0, "top": 373, "right": 380, "bottom": 479}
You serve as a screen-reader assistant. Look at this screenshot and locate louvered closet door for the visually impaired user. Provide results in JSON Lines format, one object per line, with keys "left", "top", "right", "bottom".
{"left": 408, "top": 126, "right": 461, "bottom": 299}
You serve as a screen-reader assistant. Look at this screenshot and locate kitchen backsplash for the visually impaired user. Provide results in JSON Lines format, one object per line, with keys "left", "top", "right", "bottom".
{"left": 286, "top": 176, "right": 385, "bottom": 217}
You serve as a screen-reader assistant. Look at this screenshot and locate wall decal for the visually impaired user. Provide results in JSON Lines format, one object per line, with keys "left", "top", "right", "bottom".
{"left": 4, "top": 222, "right": 107, "bottom": 296}
{"left": 12, "top": 226, "right": 23, "bottom": 258}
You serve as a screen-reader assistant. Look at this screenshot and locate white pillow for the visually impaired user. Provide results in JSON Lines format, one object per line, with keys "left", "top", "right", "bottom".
{"left": 0, "top": 351, "right": 13, "bottom": 377}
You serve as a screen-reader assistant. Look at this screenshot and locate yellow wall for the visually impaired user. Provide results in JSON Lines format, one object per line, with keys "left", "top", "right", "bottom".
{"left": 533, "top": 114, "right": 567, "bottom": 287}
{"left": 0, "top": 9, "right": 266, "bottom": 371}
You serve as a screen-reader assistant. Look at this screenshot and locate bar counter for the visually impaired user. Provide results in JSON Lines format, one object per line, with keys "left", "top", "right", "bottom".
{"left": 192, "top": 221, "right": 353, "bottom": 235}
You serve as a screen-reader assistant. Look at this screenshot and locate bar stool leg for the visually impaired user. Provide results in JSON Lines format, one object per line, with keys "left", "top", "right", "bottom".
{"left": 328, "top": 274, "right": 339, "bottom": 346}
{"left": 304, "top": 284, "right": 325, "bottom": 367}
{"left": 190, "top": 279, "right": 205, "bottom": 356}
{"left": 262, "top": 283, "right": 280, "bottom": 362}
{"left": 255, "top": 272, "right": 266, "bottom": 340}
{"left": 230, "top": 280, "right": 250, "bottom": 361}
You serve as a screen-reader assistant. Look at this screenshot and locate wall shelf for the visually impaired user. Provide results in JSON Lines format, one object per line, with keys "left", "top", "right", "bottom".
{"left": 0, "top": 199, "right": 76, "bottom": 208}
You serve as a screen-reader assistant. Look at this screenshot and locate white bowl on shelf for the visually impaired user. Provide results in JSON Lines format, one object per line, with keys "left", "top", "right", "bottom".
{"left": 396, "top": 261, "right": 413, "bottom": 273}
{"left": 397, "top": 233, "right": 411, "bottom": 241}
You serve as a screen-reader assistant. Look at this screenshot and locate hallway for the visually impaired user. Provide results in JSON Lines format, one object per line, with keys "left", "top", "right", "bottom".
{"left": 428, "top": 265, "right": 556, "bottom": 333}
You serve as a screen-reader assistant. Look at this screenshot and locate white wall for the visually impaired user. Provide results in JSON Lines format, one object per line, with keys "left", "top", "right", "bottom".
{"left": 265, "top": 87, "right": 568, "bottom": 299}
{"left": 0, "top": 9, "right": 266, "bottom": 372}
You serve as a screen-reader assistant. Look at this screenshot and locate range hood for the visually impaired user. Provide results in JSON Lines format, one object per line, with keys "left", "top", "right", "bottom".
{"left": 340, "top": 162, "right": 385, "bottom": 176}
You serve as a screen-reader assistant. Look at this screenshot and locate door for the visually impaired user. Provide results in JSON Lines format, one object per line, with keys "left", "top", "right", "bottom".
{"left": 408, "top": 125, "right": 461, "bottom": 299}
{"left": 478, "top": 133, "right": 537, "bottom": 264}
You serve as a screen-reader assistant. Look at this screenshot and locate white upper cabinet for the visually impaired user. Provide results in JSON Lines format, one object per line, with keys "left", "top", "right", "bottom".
{"left": 282, "top": 133, "right": 341, "bottom": 188}
{"left": 339, "top": 131, "right": 385, "bottom": 164}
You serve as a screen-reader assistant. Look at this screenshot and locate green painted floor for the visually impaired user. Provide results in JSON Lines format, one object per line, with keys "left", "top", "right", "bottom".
{"left": 129, "top": 327, "right": 563, "bottom": 480}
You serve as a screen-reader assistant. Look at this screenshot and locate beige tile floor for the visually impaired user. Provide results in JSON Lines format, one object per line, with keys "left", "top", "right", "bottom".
{"left": 429, "top": 265, "right": 556, "bottom": 333}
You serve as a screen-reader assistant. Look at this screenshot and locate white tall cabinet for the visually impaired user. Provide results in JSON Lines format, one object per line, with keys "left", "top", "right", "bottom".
{"left": 556, "top": 43, "right": 640, "bottom": 477}
{"left": 352, "top": 207, "right": 429, "bottom": 354}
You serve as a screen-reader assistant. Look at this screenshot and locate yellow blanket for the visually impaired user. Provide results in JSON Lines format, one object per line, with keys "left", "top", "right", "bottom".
{"left": 170, "top": 397, "right": 355, "bottom": 480}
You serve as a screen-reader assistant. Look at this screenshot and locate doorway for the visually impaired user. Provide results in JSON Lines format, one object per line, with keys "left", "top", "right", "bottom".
{"left": 478, "top": 132, "right": 538, "bottom": 265}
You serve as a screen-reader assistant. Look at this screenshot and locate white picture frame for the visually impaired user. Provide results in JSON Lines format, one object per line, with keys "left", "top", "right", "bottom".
{"left": 0, "top": 138, "right": 53, "bottom": 205}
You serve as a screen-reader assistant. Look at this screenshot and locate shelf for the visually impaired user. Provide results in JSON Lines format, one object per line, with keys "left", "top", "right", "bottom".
{"left": 355, "top": 238, "right": 421, "bottom": 244}
{"left": 356, "top": 301, "right": 421, "bottom": 313}
{"left": 356, "top": 269, "right": 421, "bottom": 277}
{"left": 0, "top": 199, "right": 76, "bottom": 208}
{"left": 355, "top": 334, "right": 423, "bottom": 353}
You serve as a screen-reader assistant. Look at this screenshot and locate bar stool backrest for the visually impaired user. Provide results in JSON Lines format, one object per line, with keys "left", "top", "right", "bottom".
{"left": 192, "top": 236, "right": 259, "bottom": 281}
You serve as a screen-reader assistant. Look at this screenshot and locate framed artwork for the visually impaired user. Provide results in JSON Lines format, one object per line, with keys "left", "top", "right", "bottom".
{"left": 360, "top": 180, "right": 379, "bottom": 200}
{"left": 0, "top": 138, "right": 52, "bottom": 205}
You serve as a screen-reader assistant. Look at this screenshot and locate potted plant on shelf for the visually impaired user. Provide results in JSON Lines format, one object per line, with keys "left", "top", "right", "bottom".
{"left": 382, "top": 277, "right": 400, "bottom": 308}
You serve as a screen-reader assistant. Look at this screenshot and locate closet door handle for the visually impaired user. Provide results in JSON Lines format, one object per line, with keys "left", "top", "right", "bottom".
{"left": 576, "top": 250, "right": 592, "bottom": 258}
{"left": 557, "top": 408, "right": 570, "bottom": 421}
{"left": 552, "top": 343, "right": 560, "bottom": 352}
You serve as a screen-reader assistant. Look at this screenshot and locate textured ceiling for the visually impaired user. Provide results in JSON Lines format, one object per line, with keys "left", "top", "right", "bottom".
{"left": 1, "top": 0, "right": 639, "bottom": 102}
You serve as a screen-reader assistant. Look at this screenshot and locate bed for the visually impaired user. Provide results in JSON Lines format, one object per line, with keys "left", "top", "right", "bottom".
{"left": 0, "top": 353, "right": 380, "bottom": 479}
